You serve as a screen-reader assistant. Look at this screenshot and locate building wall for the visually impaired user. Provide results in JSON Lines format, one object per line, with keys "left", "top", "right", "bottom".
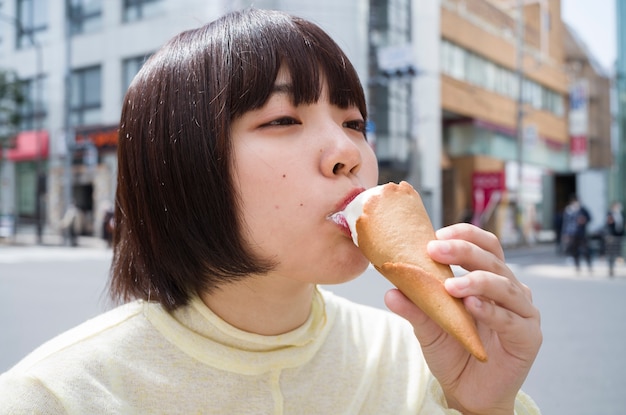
{"left": 563, "top": 24, "right": 613, "bottom": 170}
{"left": 614, "top": 0, "right": 626, "bottom": 205}
{"left": 441, "top": 0, "right": 568, "bottom": 143}
{"left": 439, "top": 0, "right": 570, "bottom": 241}
{"left": 0, "top": 0, "right": 369, "bottom": 236}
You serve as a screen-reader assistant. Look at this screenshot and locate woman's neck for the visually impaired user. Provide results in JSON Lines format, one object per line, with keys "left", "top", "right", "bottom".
{"left": 199, "top": 277, "right": 316, "bottom": 336}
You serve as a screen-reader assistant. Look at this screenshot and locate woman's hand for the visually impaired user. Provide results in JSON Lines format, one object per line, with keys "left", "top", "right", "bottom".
{"left": 385, "top": 223, "right": 542, "bottom": 415}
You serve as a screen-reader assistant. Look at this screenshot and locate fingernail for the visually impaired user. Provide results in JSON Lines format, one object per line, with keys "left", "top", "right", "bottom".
{"left": 435, "top": 227, "right": 453, "bottom": 239}
{"left": 446, "top": 276, "right": 469, "bottom": 290}
{"left": 430, "top": 240, "right": 451, "bottom": 254}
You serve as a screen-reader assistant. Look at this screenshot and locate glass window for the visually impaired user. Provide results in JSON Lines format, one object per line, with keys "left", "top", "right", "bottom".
{"left": 466, "top": 53, "right": 489, "bottom": 89}
{"left": 441, "top": 40, "right": 452, "bottom": 75}
{"left": 70, "top": 66, "right": 101, "bottom": 127}
{"left": 17, "top": 0, "right": 48, "bottom": 48}
{"left": 68, "top": 0, "right": 103, "bottom": 35}
{"left": 123, "top": 0, "right": 164, "bottom": 22}
{"left": 483, "top": 61, "right": 496, "bottom": 91}
{"left": 450, "top": 43, "right": 465, "bottom": 80}
{"left": 18, "top": 76, "right": 47, "bottom": 131}
{"left": 439, "top": 40, "right": 565, "bottom": 116}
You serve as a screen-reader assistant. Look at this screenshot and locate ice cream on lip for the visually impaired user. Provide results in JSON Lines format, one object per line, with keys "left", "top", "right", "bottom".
{"left": 330, "top": 185, "right": 384, "bottom": 246}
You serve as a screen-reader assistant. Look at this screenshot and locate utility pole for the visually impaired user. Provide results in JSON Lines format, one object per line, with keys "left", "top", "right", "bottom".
{"left": 63, "top": 7, "right": 74, "bottom": 217}
{"left": 515, "top": 0, "right": 526, "bottom": 245}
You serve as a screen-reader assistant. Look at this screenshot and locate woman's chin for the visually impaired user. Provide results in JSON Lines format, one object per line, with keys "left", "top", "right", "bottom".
{"left": 323, "top": 254, "right": 371, "bottom": 285}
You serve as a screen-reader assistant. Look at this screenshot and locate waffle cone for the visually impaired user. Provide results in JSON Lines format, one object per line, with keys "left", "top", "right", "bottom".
{"left": 356, "top": 181, "right": 487, "bottom": 362}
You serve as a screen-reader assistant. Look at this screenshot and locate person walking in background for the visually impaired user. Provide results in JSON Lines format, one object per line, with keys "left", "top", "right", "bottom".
{"left": 60, "top": 201, "right": 80, "bottom": 247}
{"left": 605, "top": 201, "right": 625, "bottom": 277}
{"left": 561, "top": 194, "right": 592, "bottom": 273}
{"left": 102, "top": 205, "right": 115, "bottom": 248}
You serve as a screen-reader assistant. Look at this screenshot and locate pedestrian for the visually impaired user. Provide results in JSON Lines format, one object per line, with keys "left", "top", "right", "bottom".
{"left": 101, "top": 205, "right": 115, "bottom": 248}
{"left": 0, "top": 8, "right": 542, "bottom": 414}
{"left": 561, "top": 194, "right": 592, "bottom": 273}
{"left": 605, "top": 201, "right": 625, "bottom": 277}
{"left": 553, "top": 210, "right": 563, "bottom": 253}
{"left": 60, "top": 200, "right": 80, "bottom": 247}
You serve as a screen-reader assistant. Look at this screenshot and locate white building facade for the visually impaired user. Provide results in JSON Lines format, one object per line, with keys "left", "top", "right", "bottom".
{"left": 3, "top": 0, "right": 413, "bottom": 237}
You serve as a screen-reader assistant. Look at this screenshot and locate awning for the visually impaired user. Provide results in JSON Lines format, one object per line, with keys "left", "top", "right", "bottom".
{"left": 6, "top": 131, "right": 49, "bottom": 162}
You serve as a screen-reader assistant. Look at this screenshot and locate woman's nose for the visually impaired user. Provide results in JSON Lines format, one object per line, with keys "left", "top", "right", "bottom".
{"left": 321, "top": 126, "right": 363, "bottom": 177}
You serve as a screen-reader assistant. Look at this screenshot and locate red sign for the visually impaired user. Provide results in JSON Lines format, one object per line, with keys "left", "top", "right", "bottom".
{"left": 570, "top": 135, "right": 587, "bottom": 155}
{"left": 6, "top": 131, "right": 49, "bottom": 161}
{"left": 75, "top": 126, "right": 119, "bottom": 148}
{"left": 472, "top": 171, "right": 505, "bottom": 224}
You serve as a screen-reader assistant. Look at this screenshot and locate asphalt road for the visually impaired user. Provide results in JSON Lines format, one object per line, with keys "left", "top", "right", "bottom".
{"left": 1, "top": 243, "right": 625, "bottom": 414}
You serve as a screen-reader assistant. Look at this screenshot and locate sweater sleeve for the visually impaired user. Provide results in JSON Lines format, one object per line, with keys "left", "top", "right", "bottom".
{"left": 0, "top": 373, "right": 67, "bottom": 414}
{"left": 422, "top": 376, "right": 542, "bottom": 415}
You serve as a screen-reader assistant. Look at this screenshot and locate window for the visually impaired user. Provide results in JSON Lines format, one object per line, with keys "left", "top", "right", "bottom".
{"left": 440, "top": 39, "right": 564, "bottom": 116}
{"left": 68, "top": 0, "right": 103, "bottom": 35}
{"left": 466, "top": 53, "right": 484, "bottom": 87}
{"left": 123, "top": 0, "right": 164, "bottom": 22}
{"left": 70, "top": 66, "right": 101, "bottom": 127}
{"left": 16, "top": 0, "right": 48, "bottom": 48}
{"left": 450, "top": 42, "right": 465, "bottom": 80}
{"left": 122, "top": 54, "right": 152, "bottom": 95}
{"left": 18, "top": 76, "right": 47, "bottom": 131}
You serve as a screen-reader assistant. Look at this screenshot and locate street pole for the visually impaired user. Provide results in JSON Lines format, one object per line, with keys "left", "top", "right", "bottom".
{"left": 515, "top": 0, "right": 526, "bottom": 245}
{"left": 63, "top": 9, "right": 74, "bottom": 218}
{"left": 33, "top": 36, "right": 44, "bottom": 244}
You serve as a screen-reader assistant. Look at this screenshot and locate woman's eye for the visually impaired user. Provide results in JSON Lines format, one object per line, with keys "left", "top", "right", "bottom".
{"left": 343, "top": 119, "right": 366, "bottom": 133}
{"left": 264, "top": 117, "right": 300, "bottom": 127}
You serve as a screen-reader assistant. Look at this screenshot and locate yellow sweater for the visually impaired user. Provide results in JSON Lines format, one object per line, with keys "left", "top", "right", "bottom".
{"left": 0, "top": 289, "right": 539, "bottom": 414}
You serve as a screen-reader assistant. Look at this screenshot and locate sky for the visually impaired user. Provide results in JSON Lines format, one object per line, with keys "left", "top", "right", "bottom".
{"left": 561, "top": 0, "right": 616, "bottom": 73}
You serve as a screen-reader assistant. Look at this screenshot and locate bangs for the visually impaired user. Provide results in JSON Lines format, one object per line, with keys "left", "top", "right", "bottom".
{"left": 227, "top": 10, "right": 366, "bottom": 118}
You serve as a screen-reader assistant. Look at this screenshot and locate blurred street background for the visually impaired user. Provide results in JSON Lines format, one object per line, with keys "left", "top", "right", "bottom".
{"left": 1, "top": 1, "right": 625, "bottom": 414}
{"left": 0, "top": 0, "right": 623, "bottom": 256}
{"left": 2, "top": 230, "right": 626, "bottom": 415}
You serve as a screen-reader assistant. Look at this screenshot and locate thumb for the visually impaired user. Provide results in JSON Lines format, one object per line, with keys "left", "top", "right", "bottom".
{"left": 384, "top": 289, "right": 441, "bottom": 336}
{"left": 385, "top": 288, "right": 469, "bottom": 373}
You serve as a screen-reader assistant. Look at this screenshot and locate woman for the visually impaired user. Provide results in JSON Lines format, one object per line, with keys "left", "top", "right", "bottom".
{"left": 0, "top": 8, "right": 542, "bottom": 414}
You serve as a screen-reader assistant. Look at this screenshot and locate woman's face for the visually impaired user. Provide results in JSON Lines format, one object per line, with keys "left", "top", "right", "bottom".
{"left": 231, "top": 69, "right": 378, "bottom": 286}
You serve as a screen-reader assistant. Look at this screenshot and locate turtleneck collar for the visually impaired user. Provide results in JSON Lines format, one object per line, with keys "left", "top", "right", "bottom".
{"left": 143, "top": 288, "right": 333, "bottom": 375}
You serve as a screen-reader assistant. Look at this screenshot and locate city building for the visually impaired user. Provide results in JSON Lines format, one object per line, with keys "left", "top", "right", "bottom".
{"left": 0, "top": 0, "right": 368, "bottom": 239}
{"left": 615, "top": 0, "right": 626, "bottom": 208}
{"left": 559, "top": 22, "right": 613, "bottom": 233}
{"left": 439, "top": 0, "right": 571, "bottom": 244}
{"left": 0, "top": 0, "right": 615, "bottom": 245}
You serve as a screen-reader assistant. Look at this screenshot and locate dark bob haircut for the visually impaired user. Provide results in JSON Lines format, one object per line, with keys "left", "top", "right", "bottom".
{"left": 109, "top": 8, "right": 367, "bottom": 310}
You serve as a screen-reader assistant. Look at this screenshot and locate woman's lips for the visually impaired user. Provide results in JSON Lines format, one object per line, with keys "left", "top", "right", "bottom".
{"left": 331, "top": 213, "right": 351, "bottom": 237}
{"left": 336, "top": 188, "right": 366, "bottom": 212}
{"left": 328, "top": 188, "right": 365, "bottom": 237}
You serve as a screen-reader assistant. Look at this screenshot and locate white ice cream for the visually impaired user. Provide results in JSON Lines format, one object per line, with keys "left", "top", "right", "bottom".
{"left": 340, "top": 185, "right": 384, "bottom": 246}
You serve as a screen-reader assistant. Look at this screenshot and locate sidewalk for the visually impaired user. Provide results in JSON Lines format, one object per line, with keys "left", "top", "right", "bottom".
{"left": 0, "top": 225, "right": 107, "bottom": 249}
{"left": 3, "top": 226, "right": 624, "bottom": 279}
{"left": 503, "top": 242, "right": 626, "bottom": 280}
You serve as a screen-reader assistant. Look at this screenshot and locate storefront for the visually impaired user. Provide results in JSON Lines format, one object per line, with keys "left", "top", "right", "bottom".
{"left": 442, "top": 117, "right": 569, "bottom": 245}
{"left": 71, "top": 125, "right": 118, "bottom": 237}
{"left": 2, "top": 131, "right": 49, "bottom": 235}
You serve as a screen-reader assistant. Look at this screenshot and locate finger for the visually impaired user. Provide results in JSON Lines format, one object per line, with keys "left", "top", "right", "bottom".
{"left": 428, "top": 237, "right": 512, "bottom": 278}
{"left": 463, "top": 294, "right": 542, "bottom": 358}
{"left": 384, "top": 288, "right": 430, "bottom": 326}
{"left": 445, "top": 272, "right": 536, "bottom": 319}
{"left": 452, "top": 271, "right": 542, "bottom": 359}
{"left": 384, "top": 289, "right": 447, "bottom": 343}
{"left": 436, "top": 223, "right": 505, "bottom": 261}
